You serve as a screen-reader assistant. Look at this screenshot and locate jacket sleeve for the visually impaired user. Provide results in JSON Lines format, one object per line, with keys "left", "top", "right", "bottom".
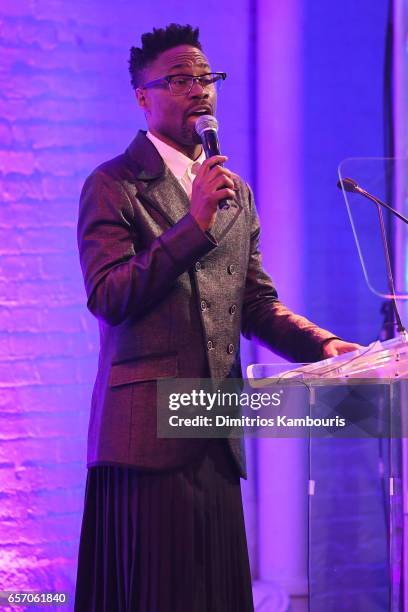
{"left": 77, "top": 170, "right": 217, "bottom": 325}
{"left": 241, "top": 185, "right": 338, "bottom": 362}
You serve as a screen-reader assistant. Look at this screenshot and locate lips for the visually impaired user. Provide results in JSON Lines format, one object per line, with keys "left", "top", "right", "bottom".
{"left": 187, "top": 107, "right": 213, "bottom": 118}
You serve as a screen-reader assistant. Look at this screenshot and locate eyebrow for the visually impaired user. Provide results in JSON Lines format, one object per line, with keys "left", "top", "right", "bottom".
{"left": 168, "top": 61, "right": 210, "bottom": 71}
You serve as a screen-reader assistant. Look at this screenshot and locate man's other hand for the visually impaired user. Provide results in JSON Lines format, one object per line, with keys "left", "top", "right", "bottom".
{"left": 322, "top": 339, "right": 363, "bottom": 359}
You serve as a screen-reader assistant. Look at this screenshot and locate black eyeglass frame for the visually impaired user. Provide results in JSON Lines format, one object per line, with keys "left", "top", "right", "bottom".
{"left": 140, "top": 72, "right": 227, "bottom": 95}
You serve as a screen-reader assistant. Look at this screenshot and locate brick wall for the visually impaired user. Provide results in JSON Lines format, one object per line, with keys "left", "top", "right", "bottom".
{"left": 0, "top": 3, "right": 139, "bottom": 608}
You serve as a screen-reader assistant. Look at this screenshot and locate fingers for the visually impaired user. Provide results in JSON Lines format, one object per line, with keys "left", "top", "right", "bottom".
{"left": 209, "top": 172, "right": 235, "bottom": 191}
{"left": 190, "top": 156, "right": 239, "bottom": 231}
{"left": 322, "top": 340, "right": 363, "bottom": 358}
{"left": 208, "top": 165, "right": 236, "bottom": 184}
{"left": 197, "top": 159, "right": 239, "bottom": 192}
{"left": 198, "top": 156, "right": 236, "bottom": 178}
{"left": 212, "top": 187, "right": 236, "bottom": 202}
{"left": 199, "top": 155, "right": 228, "bottom": 174}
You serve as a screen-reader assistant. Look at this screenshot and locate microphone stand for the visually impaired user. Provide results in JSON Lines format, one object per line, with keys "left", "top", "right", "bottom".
{"left": 337, "top": 178, "right": 408, "bottom": 337}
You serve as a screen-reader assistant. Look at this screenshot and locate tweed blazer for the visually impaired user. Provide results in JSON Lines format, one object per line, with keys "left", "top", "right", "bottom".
{"left": 77, "top": 130, "right": 336, "bottom": 478}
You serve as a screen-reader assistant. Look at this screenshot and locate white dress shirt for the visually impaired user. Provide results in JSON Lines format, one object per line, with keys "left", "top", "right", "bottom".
{"left": 146, "top": 131, "right": 205, "bottom": 198}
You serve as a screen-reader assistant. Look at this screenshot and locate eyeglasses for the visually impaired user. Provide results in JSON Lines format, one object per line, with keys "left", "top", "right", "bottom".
{"left": 140, "top": 72, "right": 227, "bottom": 96}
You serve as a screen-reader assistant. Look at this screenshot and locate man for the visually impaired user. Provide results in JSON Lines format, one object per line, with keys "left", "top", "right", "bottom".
{"left": 74, "top": 23, "right": 358, "bottom": 612}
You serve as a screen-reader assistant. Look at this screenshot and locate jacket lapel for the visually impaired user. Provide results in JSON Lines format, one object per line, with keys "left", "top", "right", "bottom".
{"left": 208, "top": 200, "right": 242, "bottom": 244}
{"left": 125, "top": 130, "right": 190, "bottom": 226}
{"left": 143, "top": 169, "right": 191, "bottom": 226}
{"left": 125, "top": 130, "right": 242, "bottom": 240}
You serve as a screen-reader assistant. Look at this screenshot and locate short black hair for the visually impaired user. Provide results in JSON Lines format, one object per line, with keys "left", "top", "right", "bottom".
{"left": 129, "top": 23, "right": 202, "bottom": 89}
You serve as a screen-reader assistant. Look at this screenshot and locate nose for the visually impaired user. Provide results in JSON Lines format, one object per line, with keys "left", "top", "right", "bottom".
{"left": 189, "top": 78, "right": 210, "bottom": 98}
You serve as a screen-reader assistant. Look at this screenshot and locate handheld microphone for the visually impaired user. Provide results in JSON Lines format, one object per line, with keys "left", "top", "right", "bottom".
{"left": 195, "top": 115, "right": 230, "bottom": 210}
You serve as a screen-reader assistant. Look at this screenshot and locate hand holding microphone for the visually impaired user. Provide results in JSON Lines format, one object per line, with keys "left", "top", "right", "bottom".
{"left": 190, "top": 115, "right": 237, "bottom": 232}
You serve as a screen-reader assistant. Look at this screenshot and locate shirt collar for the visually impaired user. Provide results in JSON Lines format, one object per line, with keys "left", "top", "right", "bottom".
{"left": 146, "top": 131, "right": 205, "bottom": 180}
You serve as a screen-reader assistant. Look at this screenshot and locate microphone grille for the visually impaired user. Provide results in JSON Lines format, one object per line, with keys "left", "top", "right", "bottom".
{"left": 337, "top": 177, "right": 359, "bottom": 193}
{"left": 195, "top": 114, "right": 218, "bottom": 137}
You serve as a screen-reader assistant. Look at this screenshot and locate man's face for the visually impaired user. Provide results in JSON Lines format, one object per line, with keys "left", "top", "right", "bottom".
{"left": 136, "top": 45, "right": 217, "bottom": 151}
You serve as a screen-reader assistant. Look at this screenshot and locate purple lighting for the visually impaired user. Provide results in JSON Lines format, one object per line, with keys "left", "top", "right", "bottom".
{"left": 0, "top": 0, "right": 393, "bottom": 608}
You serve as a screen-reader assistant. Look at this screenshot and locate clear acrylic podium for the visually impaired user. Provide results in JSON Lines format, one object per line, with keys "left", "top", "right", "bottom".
{"left": 248, "top": 334, "right": 408, "bottom": 611}
{"left": 248, "top": 157, "right": 408, "bottom": 609}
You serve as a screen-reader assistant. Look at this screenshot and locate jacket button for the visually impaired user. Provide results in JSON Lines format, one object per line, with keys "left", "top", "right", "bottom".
{"left": 227, "top": 343, "right": 234, "bottom": 354}
{"left": 227, "top": 264, "right": 236, "bottom": 275}
{"left": 201, "top": 300, "right": 207, "bottom": 311}
{"left": 229, "top": 304, "right": 237, "bottom": 315}
{"left": 207, "top": 340, "right": 214, "bottom": 350}
{"left": 195, "top": 261, "right": 201, "bottom": 271}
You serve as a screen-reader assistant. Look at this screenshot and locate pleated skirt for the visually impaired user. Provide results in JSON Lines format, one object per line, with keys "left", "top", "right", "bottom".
{"left": 74, "top": 439, "right": 254, "bottom": 612}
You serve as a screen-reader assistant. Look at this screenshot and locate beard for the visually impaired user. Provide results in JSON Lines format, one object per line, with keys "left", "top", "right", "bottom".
{"left": 180, "top": 120, "right": 202, "bottom": 146}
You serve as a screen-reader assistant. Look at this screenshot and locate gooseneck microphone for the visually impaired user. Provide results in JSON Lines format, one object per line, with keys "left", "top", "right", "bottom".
{"left": 337, "top": 177, "right": 360, "bottom": 193}
{"left": 337, "top": 177, "right": 408, "bottom": 225}
{"left": 195, "top": 115, "right": 230, "bottom": 210}
{"left": 337, "top": 176, "right": 406, "bottom": 335}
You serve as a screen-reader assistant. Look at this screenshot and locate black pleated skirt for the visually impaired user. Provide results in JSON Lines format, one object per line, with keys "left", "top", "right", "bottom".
{"left": 74, "top": 439, "right": 254, "bottom": 612}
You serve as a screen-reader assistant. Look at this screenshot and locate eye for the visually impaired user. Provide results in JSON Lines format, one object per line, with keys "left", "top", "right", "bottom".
{"left": 171, "top": 76, "right": 190, "bottom": 86}
{"left": 199, "top": 75, "right": 215, "bottom": 86}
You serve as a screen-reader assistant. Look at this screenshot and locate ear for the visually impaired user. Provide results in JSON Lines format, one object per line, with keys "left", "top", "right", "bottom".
{"left": 135, "top": 87, "right": 148, "bottom": 110}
